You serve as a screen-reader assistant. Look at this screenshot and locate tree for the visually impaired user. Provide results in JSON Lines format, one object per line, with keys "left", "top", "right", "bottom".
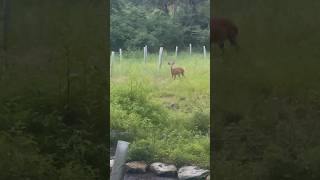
{"left": 110, "top": 0, "right": 209, "bottom": 51}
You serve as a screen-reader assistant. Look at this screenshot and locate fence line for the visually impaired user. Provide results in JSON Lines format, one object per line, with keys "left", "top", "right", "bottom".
{"left": 110, "top": 45, "right": 209, "bottom": 73}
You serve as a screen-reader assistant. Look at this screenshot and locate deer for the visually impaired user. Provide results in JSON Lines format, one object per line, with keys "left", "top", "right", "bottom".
{"left": 211, "top": 17, "right": 239, "bottom": 53}
{"left": 168, "top": 61, "right": 184, "bottom": 80}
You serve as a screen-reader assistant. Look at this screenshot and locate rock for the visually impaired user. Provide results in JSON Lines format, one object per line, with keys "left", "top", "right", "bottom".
{"left": 126, "top": 161, "right": 148, "bottom": 173}
{"left": 171, "top": 103, "right": 179, "bottom": 110}
{"left": 206, "top": 175, "right": 210, "bottom": 180}
{"left": 178, "top": 166, "right": 209, "bottom": 180}
{"left": 167, "top": 102, "right": 179, "bottom": 110}
{"left": 149, "top": 162, "right": 177, "bottom": 177}
{"left": 110, "top": 159, "right": 114, "bottom": 171}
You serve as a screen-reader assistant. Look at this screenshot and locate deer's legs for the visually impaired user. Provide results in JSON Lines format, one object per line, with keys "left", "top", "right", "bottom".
{"left": 229, "top": 37, "right": 237, "bottom": 46}
{"left": 229, "top": 36, "right": 239, "bottom": 51}
{"left": 219, "top": 42, "right": 224, "bottom": 52}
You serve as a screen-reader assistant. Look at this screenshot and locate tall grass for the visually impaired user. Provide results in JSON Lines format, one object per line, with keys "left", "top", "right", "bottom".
{"left": 110, "top": 51, "right": 210, "bottom": 168}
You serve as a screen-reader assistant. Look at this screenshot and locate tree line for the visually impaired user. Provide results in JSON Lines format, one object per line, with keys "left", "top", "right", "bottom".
{"left": 111, "top": 0, "right": 210, "bottom": 52}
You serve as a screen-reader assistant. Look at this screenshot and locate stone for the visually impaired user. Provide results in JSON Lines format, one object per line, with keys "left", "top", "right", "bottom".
{"left": 125, "top": 161, "right": 148, "bottom": 173}
{"left": 149, "top": 162, "right": 177, "bottom": 177}
{"left": 178, "top": 166, "right": 209, "bottom": 180}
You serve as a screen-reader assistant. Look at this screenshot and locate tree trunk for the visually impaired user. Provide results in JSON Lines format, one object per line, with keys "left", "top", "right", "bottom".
{"left": 173, "top": 0, "right": 177, "bottom": 16}
{"left": 162, "top": 0, "right": 169, "bottom": 14}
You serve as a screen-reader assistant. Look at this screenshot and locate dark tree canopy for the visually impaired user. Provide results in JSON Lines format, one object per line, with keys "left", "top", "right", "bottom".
{"left": 110, "top": 0, "right": 210, "bottom": 52}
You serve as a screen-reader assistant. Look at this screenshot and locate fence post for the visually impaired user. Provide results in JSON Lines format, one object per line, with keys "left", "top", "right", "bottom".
{"left": 175, "top": 46, "right": 178, "bottom": 57}
{"left": 158, "top": 47, "right": 164, "bottom": 71}
{"left": 110, "top": 141, "right": 130, "bottom": 180}
{"left": 144, "top": 45, "right": 147, "bottom": 64}
{"left": 145, "top": 45, "right": 148, "bottom": 57}
{"left": 110, "top": 51, "right": 115, "bottom": 77}
{"left": 203, "top": 46, "right": 206, "bottom": 59}
{"left": 119, "top": 49, "right": 122, "bottom": 63}
{"left": 189, "top": 43, "right": 192, "bottom": 55}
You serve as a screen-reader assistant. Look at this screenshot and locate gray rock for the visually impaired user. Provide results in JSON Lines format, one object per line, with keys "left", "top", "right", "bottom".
{"left": 126, "top": 161, "right": 148, "bottom": 173}
{"left": 150, "top": 162, "right": 177, "bottom": 177}
{"left": 178, "top": 166, "right": 209, "bottom": 180}
{"left": 206, "top": 175, "right": 210, "bottom": 180}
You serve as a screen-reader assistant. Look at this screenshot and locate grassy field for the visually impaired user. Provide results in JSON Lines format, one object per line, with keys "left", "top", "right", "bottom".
{"left": 110, "top": 51, "right": 210, "bottom": 168}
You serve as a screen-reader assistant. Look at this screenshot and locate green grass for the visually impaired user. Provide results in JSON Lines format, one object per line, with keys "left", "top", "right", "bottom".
{"left": 110, "top": 51, "right": 210, "bottom": 168}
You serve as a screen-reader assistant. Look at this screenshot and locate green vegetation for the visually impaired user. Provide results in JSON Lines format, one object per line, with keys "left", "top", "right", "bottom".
{"left": 213, "top": 0, "right": 320, "bottom": 179}
{"left": 111, "top": 0, "right": 210, "bottom": 52}
{"left": 110, "top": 0, "right": 210, "bottom": 169}
{"left": 111, "top": 52, "right": 210, "bottom": 168}
{"left": 0, "top": 1, "right": 108, "bottom": 179}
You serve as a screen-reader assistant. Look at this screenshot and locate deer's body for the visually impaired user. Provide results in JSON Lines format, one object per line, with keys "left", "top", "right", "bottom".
{"left": 211, "top": 17, "right": 239, "bottom": 52}
{"left": 168, "top": 62, "right": 184, "bottom": 80}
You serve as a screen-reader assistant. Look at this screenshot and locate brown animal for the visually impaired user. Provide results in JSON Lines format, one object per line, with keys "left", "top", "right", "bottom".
{"left": 168, "top": 61, "right": 184, "bottom": 80}
{"left": 211, "top": 17, "right": 239, "bottom": 52}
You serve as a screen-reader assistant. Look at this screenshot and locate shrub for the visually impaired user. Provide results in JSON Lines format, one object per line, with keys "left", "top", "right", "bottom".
{"left": 188, "top": 110, "right": 210, "bottom": 135}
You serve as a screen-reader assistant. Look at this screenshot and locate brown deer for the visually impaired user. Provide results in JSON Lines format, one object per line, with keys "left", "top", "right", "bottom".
{"left": 168, "top": 61, "right": 184, "bottom": 80}
{"left": 211, "top": 17, "right": 239, "bottom": 53}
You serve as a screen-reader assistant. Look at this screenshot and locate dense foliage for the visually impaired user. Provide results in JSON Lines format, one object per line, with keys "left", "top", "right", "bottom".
{"left": 0, "top": 1, "right": 108, "bottom": 179}
{"left": 110, "top": 0, "right": 210, "bottom": 52}
{"left": 213, "top": 0, "right": 320, "bottom": 179}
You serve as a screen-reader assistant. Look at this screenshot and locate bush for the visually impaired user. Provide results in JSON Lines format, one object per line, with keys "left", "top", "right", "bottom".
{"left": 111, "top": 83, "right": 209, "bottom": 167}
{"left": 188, "top": 110, "right": 210, "bottom": 135}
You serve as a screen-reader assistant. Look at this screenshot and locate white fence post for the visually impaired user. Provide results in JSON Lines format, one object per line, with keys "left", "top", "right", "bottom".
{"left": 175, "top": 46, "right": 178, "bottom": 57}
{"left": 203, "top": 46, "right": 206, "bottom": 59}
{"left": 119, "top": 49, "right": 122, "bottom": 63}
{"left": 158, "top": 47, "right": 164, "bottom": 71}
{"left": 189, "top": 43, "right": 192, "bottom": 55}
{"left": 110, "top": 51, "right": 115, "bottom": 77}
{"left": 145, "top": 45, "right": 148, "bottom": 57}
{"left": 110, "top": 141, "right": 130, "bottom": 180}
{"left": 144, "top": 45, "right": 147, "bottom": 64}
